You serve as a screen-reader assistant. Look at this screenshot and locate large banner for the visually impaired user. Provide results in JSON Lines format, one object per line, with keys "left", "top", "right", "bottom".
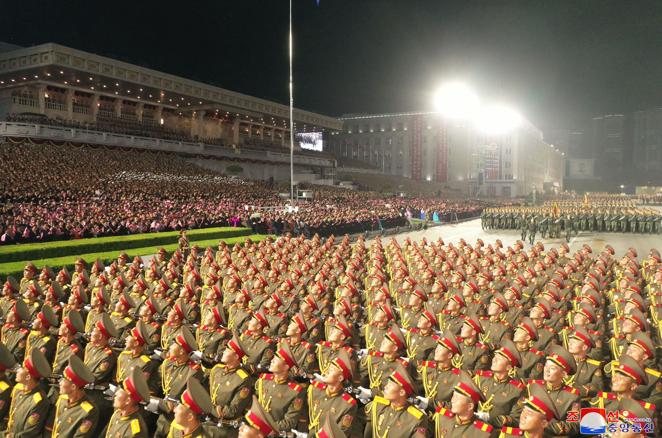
{"left": 567, "top": 159, "right": 595, "bottom": 179}
{"left": 411, "top": 116, "right": 423, "bottom": 181}
{"left": 436, "top": 126, "right": 448, "bottom": 182}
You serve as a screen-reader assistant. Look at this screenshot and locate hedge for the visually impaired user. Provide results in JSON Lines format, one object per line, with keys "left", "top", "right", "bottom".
{"left": 0, "top": 234, "right": 268, "bottom": 279}
{"left": 0, "top": 227, "right": 253, "bottom": 263}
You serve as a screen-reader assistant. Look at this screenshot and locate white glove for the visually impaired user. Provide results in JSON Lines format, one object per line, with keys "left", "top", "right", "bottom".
{"left": 357, "top": 386, "right": 372, "bottom": 400}
{"left": 476, "top": 411, "right": 490, "bottom": 422}
{"left": 357, "top": 349, "right": 368, "bottom": 359}
{"left": 313, "top": 373, "right": 324, "bottom": 383}
{"left": 146, "top": 397, "right": 160, "bottom": 413}
{"left": 191, "top": 351, "right": 203, "bottom": 362}
{"left": 151, "top": 349, "right": 163, "bottom": 360}
{"left": 103, "top": 384, "right": 117, "bottom": 397}
{"left": 289, "top": 430, "right": 308, "bottom": 438}
{"left": 415, "top": 396, "right": 429, "bottom": 410}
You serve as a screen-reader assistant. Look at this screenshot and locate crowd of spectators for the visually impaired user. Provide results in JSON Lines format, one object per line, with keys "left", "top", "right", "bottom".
{"left": 0, "top": 141, "right": 485, "bottom": 244}
{"left": 4, "top": 113, "right": 332, "bottom": 158}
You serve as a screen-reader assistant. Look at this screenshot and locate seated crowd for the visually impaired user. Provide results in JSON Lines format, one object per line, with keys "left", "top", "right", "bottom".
{"left": 0, "top": 235, "right": 659, "bottom": 437}
{"left": 0, "top": 142, "right": 484, "bottom": 244}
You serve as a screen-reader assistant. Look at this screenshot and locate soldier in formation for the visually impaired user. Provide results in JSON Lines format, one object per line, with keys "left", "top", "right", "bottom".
{"left": 0, "top": 232, "right": 659, "bottom": 437}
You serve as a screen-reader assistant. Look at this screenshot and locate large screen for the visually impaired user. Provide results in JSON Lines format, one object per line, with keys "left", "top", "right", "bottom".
{"left": 296, "top": 132, "right": 324, "bottom": 151}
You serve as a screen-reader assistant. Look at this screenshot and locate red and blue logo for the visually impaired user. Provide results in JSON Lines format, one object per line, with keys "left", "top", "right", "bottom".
{"left": 578, "top": 408, "right": 607, "bottom": 434}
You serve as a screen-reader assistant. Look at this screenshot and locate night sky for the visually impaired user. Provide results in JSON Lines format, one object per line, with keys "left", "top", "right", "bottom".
{"left": 2, "top": 0, "right": 661, "bottom": 131}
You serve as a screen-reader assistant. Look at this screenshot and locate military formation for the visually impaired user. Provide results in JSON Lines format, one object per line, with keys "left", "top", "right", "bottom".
{"left": 482, "top": 203, "right": 662, "bottom": 244}
{"left": 0, "top": 233, "right": 660, "bottom": 437}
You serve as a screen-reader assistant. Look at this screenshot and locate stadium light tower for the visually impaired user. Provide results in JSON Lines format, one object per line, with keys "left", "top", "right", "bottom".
{"left": 433, "top": 82, "right": 480, "bottom": 120}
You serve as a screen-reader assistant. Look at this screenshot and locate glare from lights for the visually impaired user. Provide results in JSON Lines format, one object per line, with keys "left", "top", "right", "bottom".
{"left": 475, "top": 104, "right": 522, "bottom": 135}
{"left": 434, "top": 82, "right": 480, "bottom": 120}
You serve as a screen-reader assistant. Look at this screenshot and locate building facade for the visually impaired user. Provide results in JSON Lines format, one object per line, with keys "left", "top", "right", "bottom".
{"left": 0, "top": 43, "right": 342, "bottom": 149}
{"left": 633, "top": 108, "right": 662, "bottom": 174}
{"left": 329, "top": 112, "right": 563, "bottom": 198}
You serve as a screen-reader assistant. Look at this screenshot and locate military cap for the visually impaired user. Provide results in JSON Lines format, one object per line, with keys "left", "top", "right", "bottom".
{"left": 115, "top": 273, "right": 129, "bottom": 290}
{"left": 615, "top": 355, "right": 648, "bottom": 385}
{"left": 627, "top": 332, "right": 655, "bottom": 359}
{"left": 252, "top": 311, "right": 270, "bottom": 329}
{"left": 3, "top": 276, "right": 19, "bottom": 293}
{"left": 504, "top": 285, "right": 522, "bottom": 300}
{"left": 175, "top": 326, "right": 197, "bottom": 354}
{"left": 291, "top": 312, "right": 309, "bottom": 334}
{"left": 123, "top": 365, "right": 150, "bottom": 404}
{"left": 64, "top": 355, "right": 95, "bottom": 387}
{"left": 411, "top": 289, "right": 428, "bottom": 302}
{"left": 377, "top": 302, "right": 395, "bottom": 320}
{"left": 0, "top": 343, "right": 16, "bottom": 371}
{"left": 546, "top": 345, "right": 577, "bottom": 375}
{"left": 117, "top": 252, "right": 130, "bottom": 262}
{"left": 23, "top": 262, "right": 38, "bottom": 274}
{"left": 463, "top": 313, "right": 484, "bottom": 334}
{"left": 331, "top": 347, "right": 354, "bottom": 382}
{"left": 77, "top": 270, "right": 90, "bottom": 286}
{"left": 576, "top": 303, "right": 597, "bottom": 324}
{"left": 118, "top": 291, "right": 136, "bottom": 309}
{"left": 36, "top": 304, "right": 58, "bottom": 328}
{"left": 617, "top": 398, "right": 654, "bottom": 425}
{"left": 581, "top": 289, "right": 601, "bottom": 308}
{"left": 23, "top": 347, "right": 52, "bottom": 380}
{"left": 244, "top": 395, "right": 279, "bottom": 436}
{"left": 74, "top": 258, "right": 87, "bottom": 267}
{"left": 624, "top": 308, "right": 648, "bottom": 331}
{"left": 532, "top": 298, "right": 552, "bottom": 319}
{"left": 226, "top": 333, "right": 247, "bottom": 360}
{"left": 449, "top": 292, "right": 466, "bottom": 308}
{"left": 41, "top": 266, "right": 55, "bottom": 279}
{"left": 516, "top": 317, "right": 538, "bottom": 341}
{"left": 48, "top": 282, "right": 64, "bottom": 300}
{"left": 93, "top": 287, "right": 110, "bottom": 307}
{"left": 210, "top": 303, "right": 226, "bottom": 326}
{"left": 437, "top": 329, "right": 462, "bottom": 355}
{"left": 96, "top": 313, "right": 119, "bottom": 339}
{"left": 384, "top": 323, "right": 406, "bottom": 351}
{"left": 388, "top": 362, "right": 417, "bottom": 396}
{"left": 172, "top": 300, "right": 189, "bottom": 321}
{"left": 495, "top": 339, "right": 522, "bottom": 368}
{"left": 71, "top": 284, "right": 88, "bottom": 304}
{"left": 569, "top": 326, "right": 594, "bottom": 348}
{"left": 317, "top": 413, "right": 347, "bottom": 438}
{"left": 143, "top": 294, "right": 163, "bottom": 315}
{"left": 12, "top": 299, "right": 30, "bottom": 322}
{"left": 158, "top": 277, "right": 171, "bottom": 292}
{"left": 524, "top": 383, "right": 561, "bottom": 421}
{"left": 62, "top": 309, "right": 85, "bottom": 334}
{"left": 129, "top": 320, "right": 149, "bottom": 346}
{"left": 624, "top": 293, "right": 645, "bottom": 311}
{"left": 453, "top": 371, "right": 485, "bottom": 405}
{"left": 334, "top": 315, "right": 352, "bottom": 338}
{"left": 276, "top": 341, "right": 297, "bottom": 368}
{"left": 58, "top": 267, "right": 71, "bottom": 283}
{"left": 490, "top": 292, "right": 509, "bottom": 311}
{"left": 25, "top": 282, "right": 41, "bottom": 297}
{"left": 420, "top": 308, "right": 437, "bottom": 327}
{"left": 180, "top": 377, "right": 213, "bottom": 416}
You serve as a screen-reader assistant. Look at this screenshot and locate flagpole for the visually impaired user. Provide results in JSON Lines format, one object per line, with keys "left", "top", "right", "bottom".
{"left": 289, "top": 0, "right": 295, "bottom": 204}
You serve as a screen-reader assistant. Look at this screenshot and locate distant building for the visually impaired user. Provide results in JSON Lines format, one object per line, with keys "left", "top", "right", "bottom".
{"left": 329, "top": 112, "right": 564, "bottom": 198}
{"left": 633, "top": 108, "right": 662, "bottom": 174}
{"left": 591, "top": 114, "right": 627, "bottom": 179}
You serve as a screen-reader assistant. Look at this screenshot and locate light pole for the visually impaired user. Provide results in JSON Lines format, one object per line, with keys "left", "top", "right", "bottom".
{"left": 289, "top": 0, "right": 295, "bottom": 204}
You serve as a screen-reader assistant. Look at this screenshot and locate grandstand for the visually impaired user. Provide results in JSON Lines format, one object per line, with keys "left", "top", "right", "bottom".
{"left": 0, "top": 42, "right": 341, "bottom": 182}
